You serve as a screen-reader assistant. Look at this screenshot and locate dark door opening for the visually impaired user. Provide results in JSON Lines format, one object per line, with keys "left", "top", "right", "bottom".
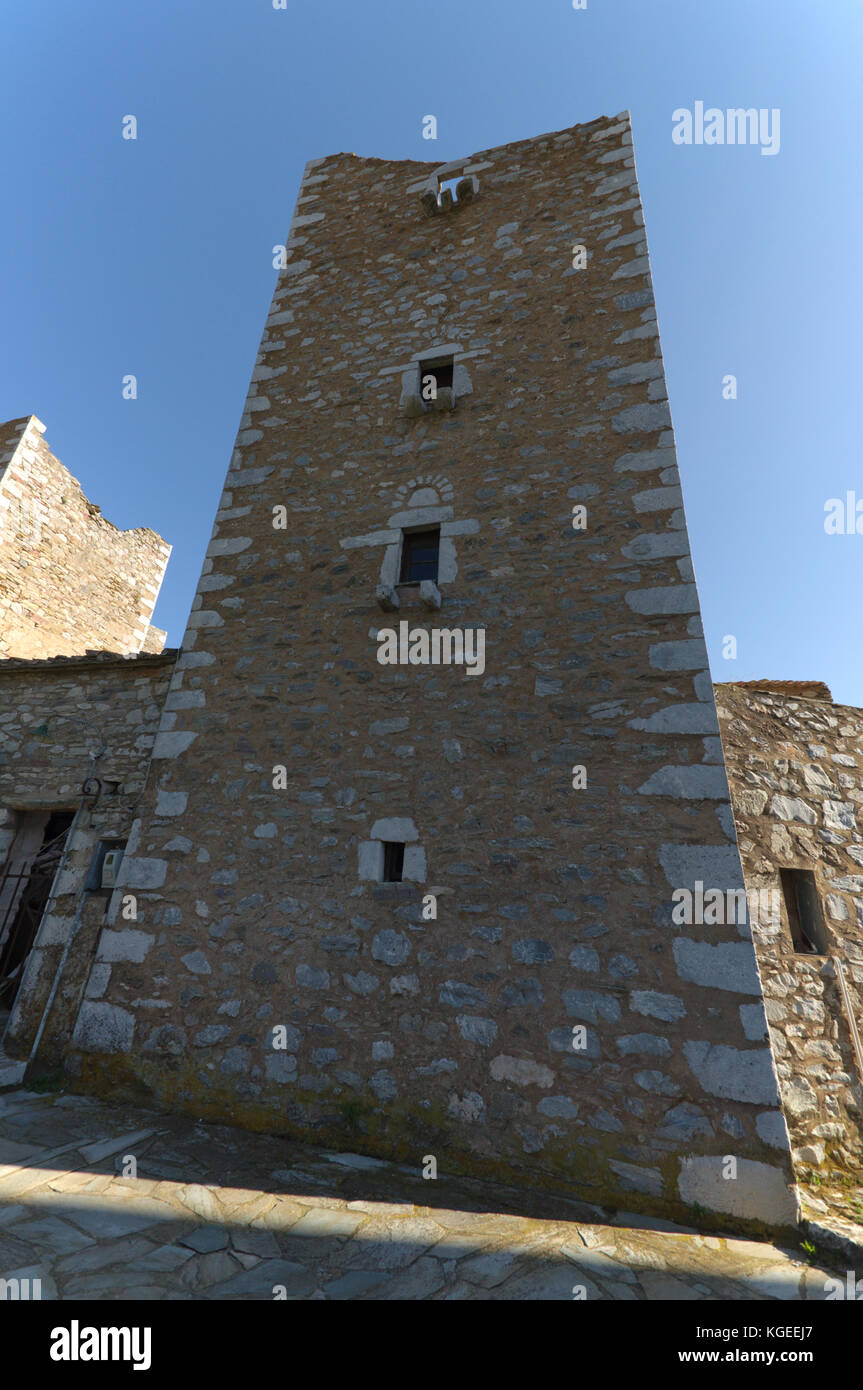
{"left": 0, "top": 811, "right": 75, "bottom": 1029}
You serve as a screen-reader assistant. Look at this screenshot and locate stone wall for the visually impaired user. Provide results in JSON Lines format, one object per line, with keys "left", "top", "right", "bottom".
{"left": 0, "top": 416, "right": 171, "bottom": 660}
{"left": 0, "top": 651, "right": 176, "bottom": 1059}
{"left": 717, "top": 681, "right": 863, "bottom": 1176}
{"left": 62, "top": 114, "right": 798, "bottom": 1233}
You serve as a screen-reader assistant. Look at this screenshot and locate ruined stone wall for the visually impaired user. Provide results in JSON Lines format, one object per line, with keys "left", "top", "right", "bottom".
{"left": 0, "top": 651, "right": 176, "bottom": 1059}
{"left": 64, "top": 114, "right": 798, "bottom": 1233}
{"left": 717, "top": 681, "right": 863, "bottom": 1176}
{"left": 0, "top": 416, "right": 171, "bottom": 659}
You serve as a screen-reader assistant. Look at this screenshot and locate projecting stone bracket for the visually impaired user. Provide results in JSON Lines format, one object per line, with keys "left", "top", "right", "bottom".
{"left": 401, "top": 385, "right": 456, "bottom": 417}
{"left": 432, "top": 386, "right": 455, "bottom": 412}
{"left": 376, "top": 585, "right": 400, "bottom": 612}
{"left": 419, "top": 580, "right": 441, "bottom": 612}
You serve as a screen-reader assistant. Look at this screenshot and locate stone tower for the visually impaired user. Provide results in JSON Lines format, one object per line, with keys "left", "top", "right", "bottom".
{"left": 65, "top": 113, "right": 799, "bottom": 1232}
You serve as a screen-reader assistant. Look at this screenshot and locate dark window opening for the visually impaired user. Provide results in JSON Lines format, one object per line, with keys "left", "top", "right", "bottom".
{"left": 779, "top": 868, "right": 829, "bottom": 955}
{"left": 419, "top": 358, "right": 454, "bottom": 401}
{"left": 399, "top": 528, "right": 440, "bottom": 584}
{"left": 382, "top": 842, "right": 405, "bottom": 883}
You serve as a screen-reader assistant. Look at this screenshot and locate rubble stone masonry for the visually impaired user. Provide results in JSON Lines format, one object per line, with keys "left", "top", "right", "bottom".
{"left": 0, "top": 415, "right": 170, "bottom": 660}
{"left": 0, "top": 652, "right": 176, "bottom": 1060}
{"left": 717, "top": 681, "right": 863, "bottom": 1176}
{"left": 60, "top": 113, "right": 800, "bottom": 1234}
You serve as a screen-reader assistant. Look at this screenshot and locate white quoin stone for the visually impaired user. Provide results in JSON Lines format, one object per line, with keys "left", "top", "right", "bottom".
{"left": 628, "top": 704, "right": 719, "bottom": 735}
{"left": 117, "top": 858, "right": 168, "bottom": 890}
{"left": 187, "top": 611, "right": 224, "bottom": 629}
{"left": 165, "top": 691, "right": 206, "bottom": 711}
{"left": 682, "top": 1041, "right": 780, "bottom": 1105}
{"left": 631, "top": 485, "right": 682, "bottom": 513}
{"left": 673, "top": 939, "right": 762, "bottom": 995}
{"left": 72, "top": 1001, "right": 135, "bottom": 1054}
{"left": 658, "top": 844, "right": 745, "bottom": 890}
{"left": 677, "top": 1156, "right": 798, "bottom": 1227}
{"left": 649, "top": 640, "right": 709, "bottom": 671}
{"left": 625, "top": 585, "right": 699, "bottom": 615}
{"left": 756, "top": 1110, "right": 792, "bottom": 1152}
{"left": 96, "top": 930, "right": 154, "bottom": 964}
{"left": 153, "top": 732, "right": 198, "bottom": 759}
{"left": 622, "top": 531, "right": 689, "bottom": 560}
{"left": 739, "top": 1002, "right": 769, "bottom": 1041}
{"left": 637, "top": 765, "right": 729, "bottom": 799}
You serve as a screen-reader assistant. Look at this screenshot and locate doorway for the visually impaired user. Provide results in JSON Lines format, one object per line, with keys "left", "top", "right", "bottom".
{"left": 0, "top": 811, "right": 75, "bottom": 1037}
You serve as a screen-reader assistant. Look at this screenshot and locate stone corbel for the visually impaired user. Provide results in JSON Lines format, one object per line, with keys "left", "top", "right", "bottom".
{"left": 432, "top": 386, "right": 455, "bottom": 413}
{"left": 419, "top": 580, "right": 442, "bottom": 612}
{"left": 376, "top": 585, "right": 400, "bottom": 613}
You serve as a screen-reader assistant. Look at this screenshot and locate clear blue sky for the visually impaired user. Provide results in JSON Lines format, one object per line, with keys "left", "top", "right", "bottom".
{"left": 2, "top": 1, "right": 861, "bottom": 702}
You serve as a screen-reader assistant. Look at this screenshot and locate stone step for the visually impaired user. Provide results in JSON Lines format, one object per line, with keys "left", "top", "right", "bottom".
{"left": 0, "top": 1050, "right": 27, "bottom": 1088}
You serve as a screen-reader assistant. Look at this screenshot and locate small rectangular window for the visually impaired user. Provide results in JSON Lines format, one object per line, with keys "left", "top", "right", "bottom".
{"left": 399, "top": 528, "right": 440, "bottom": 583}
{"left": 779, "top": 868, "right": 829, "bottom": 955}
{"left": 419, "top": 358, "right": 454, "bottom": 399}
{"left": 382, "top": 842, "right": 405, "bottom": 883}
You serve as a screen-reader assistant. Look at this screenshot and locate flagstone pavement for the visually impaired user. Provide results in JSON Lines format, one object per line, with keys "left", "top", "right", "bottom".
{"left": 0, "top": 1086, "right": 855, "bottom": 1301}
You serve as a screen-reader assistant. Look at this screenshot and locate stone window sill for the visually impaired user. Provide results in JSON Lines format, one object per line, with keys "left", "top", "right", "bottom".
{"left": 371, "top": 883, "right": 420, "bottom": 903}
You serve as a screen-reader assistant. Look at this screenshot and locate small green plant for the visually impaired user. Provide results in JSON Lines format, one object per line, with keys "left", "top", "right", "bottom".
{"left": 800, "top": 1239, "right": 816, "bottom": 1263}
{"left": 29, "top": 1069, "right": 64, "bottom": 1094}
{"left": 339, "top": 1099, "right": 365, "bottom": 1132}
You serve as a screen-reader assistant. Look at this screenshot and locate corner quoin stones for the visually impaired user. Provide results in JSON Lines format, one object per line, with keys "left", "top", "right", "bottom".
{"left": 61, "top": 113, "right": 799, "bottom": 1232}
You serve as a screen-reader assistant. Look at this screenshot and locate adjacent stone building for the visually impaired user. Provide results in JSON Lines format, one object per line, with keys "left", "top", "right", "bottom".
{"left": 0, "top": 649, "right": 176, "bottom": 1066}
{"left": 0, "top": 417, "right": 174, "bottom": 1081}
{"left": 0, "top": 415, "right": 170, "bottom": 660}
{"left": 717, "top": 681, "right": 863, "bottom": 1179}
{"left": 2, "top": 112, "right": 860, "bottom": 1238}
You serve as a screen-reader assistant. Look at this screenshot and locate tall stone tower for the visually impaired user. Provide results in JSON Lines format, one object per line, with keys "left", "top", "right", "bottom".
{"left": 67, "top": 113, "right": 799, "bottom": 1231}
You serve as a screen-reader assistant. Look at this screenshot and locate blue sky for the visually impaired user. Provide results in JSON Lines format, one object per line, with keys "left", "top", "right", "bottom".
{"left": 2, "top": 1, "right": 861, "bottom": 701}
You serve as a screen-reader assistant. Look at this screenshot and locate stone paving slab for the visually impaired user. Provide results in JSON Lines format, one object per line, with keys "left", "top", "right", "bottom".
{"left": 0, "top": 1089, "right": 853, "bottom": 1301}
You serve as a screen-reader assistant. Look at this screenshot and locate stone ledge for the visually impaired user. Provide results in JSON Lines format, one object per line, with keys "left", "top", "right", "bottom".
{"left": 0, "top": 649, "right": 179, "bottom": 676}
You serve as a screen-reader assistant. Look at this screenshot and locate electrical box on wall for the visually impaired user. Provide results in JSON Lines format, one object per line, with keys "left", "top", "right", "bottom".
{"left": 100, "top": 849, "right": 123, "bottom": 888}
{"left": 84, "top": 840, "right": 125, "bottom": 892}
